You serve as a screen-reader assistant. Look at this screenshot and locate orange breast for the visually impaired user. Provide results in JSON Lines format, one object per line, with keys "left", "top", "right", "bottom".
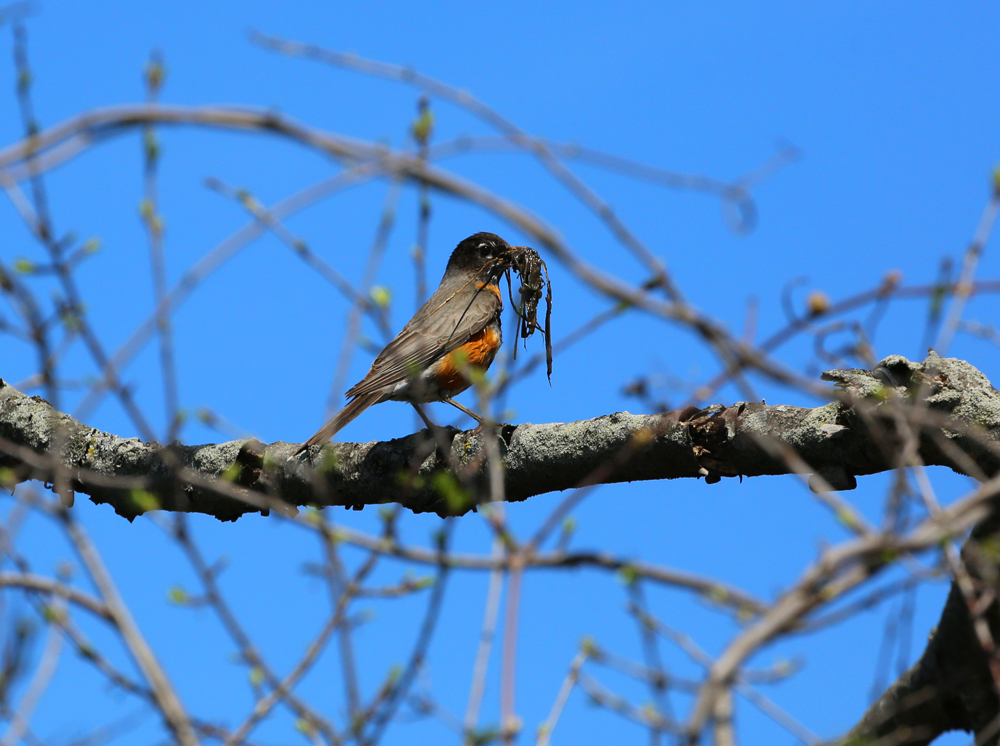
{"left": 434, "top": 324, "right": 501, "bottom": 392}
{"left": 477, "top": 282, "right": 502, "bottom": 302}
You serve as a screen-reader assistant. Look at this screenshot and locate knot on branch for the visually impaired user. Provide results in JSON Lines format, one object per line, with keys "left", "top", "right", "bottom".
{"left": 821, "top": 351, "right": 1000, "bottom": 479}
{"left": 821, "top": 351, "right": 993, "bottom": 416}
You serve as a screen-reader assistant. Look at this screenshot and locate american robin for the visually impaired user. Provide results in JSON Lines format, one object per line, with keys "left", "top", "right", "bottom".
{"left": 296, "top": 232, "right": 514, "bottom": 453}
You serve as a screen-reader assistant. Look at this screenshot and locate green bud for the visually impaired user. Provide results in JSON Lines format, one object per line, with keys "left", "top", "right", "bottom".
{"left": 617, "top": 565, "right": 639, "bottom": 586}
{"left": 370, "top": 285, "right": 392, "bottom": 308}
{"left": 432, "top": 472, "right": 472, "bottom": 513}
{"left": 294, "top": 718, "right": 316, "bottom": 737}
{"left": 129, "top": 489, "right": 160, "bottom": 512}
{"left": 410, "top": 109, "right": 435, "bottom": 145}
{"left": 221, "top": 463, "right": 242, "bottom": 482}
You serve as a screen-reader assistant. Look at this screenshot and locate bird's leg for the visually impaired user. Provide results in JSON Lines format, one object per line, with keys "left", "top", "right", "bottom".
{"left": 410, "top": 402, "right": 457, "bottom": 465}
{"left": 410, "top": 402, "right": 438, "bottom": 431}
{"left": 442, "top": 397, "right": 493, "bottom": 428}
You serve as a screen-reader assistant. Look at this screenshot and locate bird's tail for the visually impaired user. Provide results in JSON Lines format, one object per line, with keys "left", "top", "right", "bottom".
{"left": 294, "top": 392, "right": 383, "bottom": 455}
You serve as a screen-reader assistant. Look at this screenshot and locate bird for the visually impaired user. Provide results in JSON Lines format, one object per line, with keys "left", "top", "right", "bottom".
{"left": 295, "top": 232, "right": 514, "bottom": 453}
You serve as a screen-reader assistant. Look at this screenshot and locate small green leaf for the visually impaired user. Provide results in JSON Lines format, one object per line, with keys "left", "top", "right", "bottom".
{"left": 370, "top": 285, "right": 392, "bottom": 308}
{"left": 410, "top": 108, "right": 435, "bottom": 145}
{"left": 928, "top": 281, "right": 949, "bottom": 320}
{"left": 466, "top": 364, "right": 488, "bottom": 387}
{"left": 144, "top": 55, "right": 166, "bottom": 91}
{"left": 432, "top": 472, "right": 472, "bottom": 513}
{"left": 60, "top": 308, "right": 82, "bottom": 332}
{"left": 41, "top": 604, "right": 62, "bottom": 622}
{"left": 13, "top": 258, "right": 34, "bottom": 274}
{"left": 350, "top": 711, "right": 365, "bottom": 736}
{"left": 221, "top": 463, "right": 242, "bottom": 482}
{"left": 704, "top": 585, "right": 729, "bottom": 605}
{"left": 167, "top": 586, "right": 189, "bottom": 605}
{"left": 617, "top": 565, "right": 639, "bottom": 587}
{"left": 835, "top": 507, "right": 859, "bottom": 531}
{"left": 304, "top": 507, "right": 324, "bottom": 526}
{"left": 396, "top": 470, "right": 424, "bottom": 491}
{"left": 129, "top": 489, "right": 160, "bottom": 512}
{"left": 871, "top": 384, "right": 891, "bottom": 402}
{"left": 319, "top": 448, "right": 340, "bottom": 474}
{"left": 469, "top": 726, "right": 501, "bottom": 745}
{"left": 238, "top": 190, "right": 262, "bottom": 213}
{"left": 144, "top": 130, "right": 160, "bottom": 161}
{"left": 294, "top": 718, "right": 316, "bottom": 737}
{"left": 0, "top": 467, "right": 18, "bottom": 489}
{"left": 640, "top": 703, "right": 662, "bottom": 725}
{"left": 978, "top": 537, "right": 1000, "bottom": 562}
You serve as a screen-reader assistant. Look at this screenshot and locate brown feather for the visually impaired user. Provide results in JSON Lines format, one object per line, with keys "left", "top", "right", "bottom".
{"left": 346, "top": 281, "right": 502, "bottom": 399}
{"left": 294, "top": 391, "right": 384, "bottom": 455}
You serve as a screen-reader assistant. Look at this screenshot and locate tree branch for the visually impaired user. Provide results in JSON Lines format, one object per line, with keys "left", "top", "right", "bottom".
{"left": 843, "top": 511, "right": 1000, "bottom": 745}
{"left": 1, "top": 352, "right": 998, "bottom": 521}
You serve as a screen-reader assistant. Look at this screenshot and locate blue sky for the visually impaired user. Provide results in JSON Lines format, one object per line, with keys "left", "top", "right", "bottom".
{"left": 2, "top": 2, "right": 999, "bottom": 744}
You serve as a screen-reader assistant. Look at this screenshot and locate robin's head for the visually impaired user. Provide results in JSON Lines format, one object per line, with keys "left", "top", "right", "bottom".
{"left": 446, "top": 232, "right": 514, "bottom": 281}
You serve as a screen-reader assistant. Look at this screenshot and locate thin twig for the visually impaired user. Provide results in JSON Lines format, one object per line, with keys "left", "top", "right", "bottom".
{"left": 59, "top": 509, "right": 199, "bottom": 746}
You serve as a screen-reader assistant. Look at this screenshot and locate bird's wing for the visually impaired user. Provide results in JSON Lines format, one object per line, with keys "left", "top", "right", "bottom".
{"left": 345, "top": 282, "right": 501, "bottom": 399}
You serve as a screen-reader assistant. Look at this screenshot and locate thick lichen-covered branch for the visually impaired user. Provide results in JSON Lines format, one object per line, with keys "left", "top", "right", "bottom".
{"left": 1, "top": 352, "right": 998, "bottom": 521}
{"left": 842, "top": 512, "right": 1000, "bottom": 745}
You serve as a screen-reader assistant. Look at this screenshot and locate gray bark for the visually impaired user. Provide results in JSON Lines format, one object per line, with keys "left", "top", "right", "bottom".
{"left": 844, "top": 513, "right": 1000, "bottom": 745}
{"left": 1, "top": 351, "right": 998, "bottom": 521}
